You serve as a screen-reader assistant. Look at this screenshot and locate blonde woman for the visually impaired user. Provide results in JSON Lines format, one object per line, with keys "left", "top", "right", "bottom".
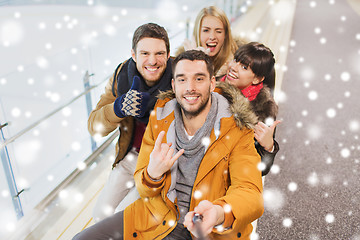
{"left": 177, "top": 6, "right": 241, "bottom": 77}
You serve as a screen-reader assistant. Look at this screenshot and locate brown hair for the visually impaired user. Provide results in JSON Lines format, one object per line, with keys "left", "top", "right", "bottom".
{"left": 193, "top": 6, "right": 237, "bottom": 75}
{"left": 173, "top": 50, "right": 214, "bottom": 78}
{"left": 234, "top": 42, "right": 276, "bottom": 91}
{"left": 132, "top": 23, "right": 170, "bottom": 55}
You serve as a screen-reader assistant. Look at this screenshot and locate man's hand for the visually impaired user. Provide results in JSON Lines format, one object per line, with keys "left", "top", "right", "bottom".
{"left": 113, "top": 76, "right": 150, "bottom": 118}
{"left": 254, "top": 120, "right": 281, "bottom": 152}
{"left": 147, "top": 131, "right": 184, "bottom": 180}
{"left": 183, "top": 200, "right": 224, "bottom": 238}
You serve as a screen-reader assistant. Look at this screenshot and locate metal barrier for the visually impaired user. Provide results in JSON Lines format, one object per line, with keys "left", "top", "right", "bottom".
{"left": 0, "top": 71, "right": 109, "bottom": 219}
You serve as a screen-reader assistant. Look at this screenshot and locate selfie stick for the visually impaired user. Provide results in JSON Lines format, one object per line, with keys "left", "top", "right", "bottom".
{"left": 193, "top": 213, "right": 206, "bottom": 240}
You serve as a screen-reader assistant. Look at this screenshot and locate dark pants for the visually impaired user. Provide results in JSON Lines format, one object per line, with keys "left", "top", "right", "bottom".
{"left": 73, "top": 211, "right": 124, "bottom": 240}
{"left": 73, "top": 210, "right": 193, "bottom": 240}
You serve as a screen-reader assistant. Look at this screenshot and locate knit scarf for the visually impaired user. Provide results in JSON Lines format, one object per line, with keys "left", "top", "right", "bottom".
{"left": 113, "top": 58, "right": 173, "bottom": 124}
{"left": 220, "top": 75, "right": 263, "bottom": 101}
{"left": 241, "top": 82, "right": 263, "bottom": 101}
{"left": 173, "top": 93, "right": 218, "bottom": 224}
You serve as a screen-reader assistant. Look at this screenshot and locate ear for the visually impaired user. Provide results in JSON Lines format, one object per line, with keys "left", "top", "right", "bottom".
{"left": 131, "top": 49, "right": 136, "bottom": 62}
{"left": 252, "top": 76, "right": 264, "bottom": 85}
{"left": 171, "top": 78, "right": 175, "bottom": 91}
{"left": 210, "top": 76, "right": 216, "bottom": 92}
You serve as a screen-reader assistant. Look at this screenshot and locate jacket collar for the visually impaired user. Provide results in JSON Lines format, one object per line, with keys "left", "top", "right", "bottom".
{"left": 157, "top": 81, "right": 258, "bottom": 130}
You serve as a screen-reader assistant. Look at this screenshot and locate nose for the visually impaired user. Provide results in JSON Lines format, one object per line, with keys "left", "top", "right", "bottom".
{"left": 228, "top": 60, "right": 237, "bottom": 69}
{"left": 209, "top": 30, "right": 216, "bottom": 40}
{"left": 186, "top": 79, "right": 196, "bottom": 92}
{"left": 148, "top": 54, "right": 156, "bottom": 65}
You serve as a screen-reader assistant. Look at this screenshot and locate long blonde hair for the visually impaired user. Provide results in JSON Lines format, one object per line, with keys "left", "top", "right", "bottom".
{"left": 193, "top": 6, "right": 237, "bottom": 75}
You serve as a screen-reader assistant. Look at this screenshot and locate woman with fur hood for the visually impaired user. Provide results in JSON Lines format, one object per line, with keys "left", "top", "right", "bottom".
{"left": 219, "top": 42, "right": 280, "bottom": 176}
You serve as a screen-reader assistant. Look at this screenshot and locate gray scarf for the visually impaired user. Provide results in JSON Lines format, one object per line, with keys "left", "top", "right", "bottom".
{"left": 173, "top": 93, "right": 218, "bottom": 224}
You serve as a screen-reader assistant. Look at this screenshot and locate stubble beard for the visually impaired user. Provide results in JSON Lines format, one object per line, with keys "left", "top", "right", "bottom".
{"left": 142, "top": 65, "right": 166, "bottom": 86}
{"left": 177, "top": 92, "right": 211, "bottom": 119}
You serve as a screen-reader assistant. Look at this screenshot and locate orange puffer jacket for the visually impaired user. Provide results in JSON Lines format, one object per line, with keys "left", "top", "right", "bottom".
{"left": 123, "top": 83, "right": 263, "bottom": 240}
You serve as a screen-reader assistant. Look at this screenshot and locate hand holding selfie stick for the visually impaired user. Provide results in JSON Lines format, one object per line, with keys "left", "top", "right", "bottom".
{"left": 193, "top": 213, "right": 206, "bottom": 240}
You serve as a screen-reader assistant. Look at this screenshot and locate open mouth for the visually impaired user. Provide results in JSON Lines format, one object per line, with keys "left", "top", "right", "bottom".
{"left": 184, "top": 95, "right": 200, "bottom": 103}
{"left": 145, "top": 66, "right": 159, "bottom": 72}
{"left": 206, "top": 42, "right": 217, "bottom": 52}
{"left": 226, "top": 71, "right": 238, "bottom": 80}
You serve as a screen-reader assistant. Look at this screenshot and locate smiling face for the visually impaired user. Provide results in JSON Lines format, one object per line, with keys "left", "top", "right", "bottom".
{"left": 172, "top": 59, "right": 215, "bottom": 119}
{"left": 199, "top": 16, "right": 225, "bottom": 57}
{"left": 131, "top": 37, "right": 170, "bottom": 87}
{"left": 225, "top": 60, "right": 264, "bottom": 90}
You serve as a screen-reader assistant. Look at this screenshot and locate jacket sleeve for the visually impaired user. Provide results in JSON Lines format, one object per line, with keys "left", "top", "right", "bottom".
{"left": 87, "top": 67, "right": 125, "bottom": 137}
{"left": 256, "top": 139, "right": 279, "bottom": 176}
{"left": 133, "top": 108, "right": 165, "bottom": 198}
{"left": 214, "top": 128, "right": 264, "bottom": 234}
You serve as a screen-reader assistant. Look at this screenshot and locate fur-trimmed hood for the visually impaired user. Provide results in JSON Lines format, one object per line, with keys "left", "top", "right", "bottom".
{"left": 249, "top": 85, "right": 278, "bottom": 122}
{"left": 156, "top": 81, "right": 258, "bottom": 130}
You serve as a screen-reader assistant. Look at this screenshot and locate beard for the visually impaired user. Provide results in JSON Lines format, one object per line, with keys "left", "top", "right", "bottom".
{"left": 176, "top": 90, "right": 211, "bottom": 119}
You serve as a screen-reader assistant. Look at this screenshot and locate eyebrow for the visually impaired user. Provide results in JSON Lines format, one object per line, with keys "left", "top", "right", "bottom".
{"left": 175, "top": 72, "right": 207, "bottom": 78}
{"left": 175, "top": 73, "right": 184, "bottom": 78}
{"left": 138, "top": 50, "right": 166, "bottom": 54}
{"left": 194, "top": 73, "right": 207, "bottom": 77}
{"left": 201, "top": 26, "right": 224, "bottom": 31}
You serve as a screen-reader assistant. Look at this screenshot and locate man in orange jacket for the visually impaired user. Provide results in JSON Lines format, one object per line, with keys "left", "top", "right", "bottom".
{"left": 74, "top": 50, "right": 263, "bottom": 240}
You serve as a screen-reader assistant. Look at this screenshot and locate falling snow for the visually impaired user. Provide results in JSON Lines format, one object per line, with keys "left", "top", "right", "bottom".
{"left": 282, "top": 218, "right": 293, "bottom": 227}
{"left": 11, "top": 108, "right": 21, "bottom": 117}
{"left": 326, "top": 108, "right": 336, "bottom": 118}
{"left": 325, "top": 213, "right": 335, "bottom": 223}
{"left": 257, "top": 162, "right": 266, "bottom": 172}
{"left": 324, "top": 74, "right": 331, "bottom": 81}
{"left": 341, "top": 72, "right": 351, "bottom": 81}
{"left": 340, "top": 148, "right": 351, "bottom": 158}
{"left": 308, "top": 91, "right": 318, "bottom": 101}
{"left": 319, "top": 37, "right": 327, "bottom": 44}
{"left": 201, "top": 137, "right": 210, "bottom": 147}
{"left": 263, "top": 188, "right": 285, "bottom": 213}
{"left": 287, "top": 182, "right": 298, "bottom": 192}
{"left": 193, "top": 190, "right": 202, "bottom": 199}
{"left": 77, "top": 161, "right": 86, "bottom": 170}
{"left": 307, "top": 172, "right": 319, "bottom": 187}
{"left": 270, "top": 164, "right": 280, "bottom": 174}
{"left": 265, "top": 117, "right": 274, "bottom": 126}
{"left": 0, "top": 1, "right": 359, "bottom": 239}
{"left": 126, "top": 181, "right": 134, "bottom": 189}
{"left": 307, "top": 124, "right": 322, "bottom": 140}
{"left": 349, "top": 120, "right": 360, "bottom": 132}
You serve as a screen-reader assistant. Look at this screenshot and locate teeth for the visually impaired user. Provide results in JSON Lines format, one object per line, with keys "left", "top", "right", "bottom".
{"left": 207, "top": 43, "right": 216, "bottom": 47}
{"left": 185, "top": 96, "right": 198, "bottom": 100}
{"left": 228, "top": 72, "right": 237, "bottom": 79}
{"left": 146, "top": 67, "right": 158, "bottom": 72}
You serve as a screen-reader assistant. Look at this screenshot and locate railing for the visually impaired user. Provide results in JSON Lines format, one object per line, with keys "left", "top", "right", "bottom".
{"left": 0, "top": 67, "right": 111, "bottom": 215}
{"left": 0, "top": 75, "right": 106, "bottom": 152}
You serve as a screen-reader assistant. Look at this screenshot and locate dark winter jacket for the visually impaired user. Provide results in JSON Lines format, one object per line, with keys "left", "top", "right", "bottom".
{"left": 250, "top": 84, "right": 279, "bottom": 176}
{"left": 88, "top": 58, "right": 172, "bottom": 168}
{"left": 216, "top": 82, "right": 279, "bottom": 176}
